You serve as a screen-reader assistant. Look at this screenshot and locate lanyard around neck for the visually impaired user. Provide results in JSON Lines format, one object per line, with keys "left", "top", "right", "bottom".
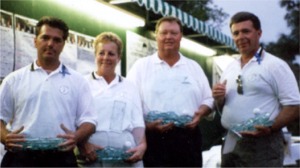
{"left": 255, "top": 47, "right": 264, "bottom": 65}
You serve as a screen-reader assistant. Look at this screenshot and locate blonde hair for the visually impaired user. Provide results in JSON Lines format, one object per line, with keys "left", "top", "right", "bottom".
{"left": 93, "top": 32, "right": 123, "bottom": 56}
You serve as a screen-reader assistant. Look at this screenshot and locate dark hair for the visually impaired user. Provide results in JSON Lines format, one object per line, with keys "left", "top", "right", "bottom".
{"left": 155, "top": 16, "right": 183, "bottom": 33}
{"left": 36, "top": 16, "right": 69, "bottom": 40}
{"left": 230, "top": 12, "right": 261, "bottom": 30}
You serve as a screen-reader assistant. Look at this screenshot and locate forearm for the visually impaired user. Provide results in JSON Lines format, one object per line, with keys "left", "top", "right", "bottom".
{"left": 198, "top": 104, "right": 212, "bottom": 117}
{"left": 75, "top": 122, "right": 95, "bottom": 145}
{"left": 271, "top": 105, "right": 300, "bottom": 131}
{"left": 0, "top": 120, "right": 9, "bottom": 144}
{"left": 213, "top": 98, "right": 225, "bottom": 113}
{"left": 132, "top": 127, "right": 145, "bottom": 145}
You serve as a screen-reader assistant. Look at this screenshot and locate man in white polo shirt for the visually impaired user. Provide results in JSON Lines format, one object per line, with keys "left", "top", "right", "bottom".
{"left": 0, "top": 16, "right": 97, "bottom": 167}
{"left": 212, "top": 12, "right": 300, "bottom": 167}
{"left": 127, "top": 16, "right": 214, "bottom": 167}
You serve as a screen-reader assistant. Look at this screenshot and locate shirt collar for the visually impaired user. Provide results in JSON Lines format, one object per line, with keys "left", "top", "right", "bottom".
{"left": 91, "top": 71, "right": 122, "bottom": 83}
{"left": 153, "top": 52, "right": 186, "bottom": 66}
{"left": 236, "top": 47, "right": 265, "bottom": 64}
{"left": 30, "top": 61, "right": 70, "bottom": 77}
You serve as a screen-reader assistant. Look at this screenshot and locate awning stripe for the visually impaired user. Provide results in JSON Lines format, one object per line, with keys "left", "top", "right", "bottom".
{"left": 135, "top": 0, "right": 236, "bottom": 50}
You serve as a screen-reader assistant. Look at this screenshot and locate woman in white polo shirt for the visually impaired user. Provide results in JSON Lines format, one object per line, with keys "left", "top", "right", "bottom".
{"left": 77, "top": 32, "right": 146, "bottom": 167}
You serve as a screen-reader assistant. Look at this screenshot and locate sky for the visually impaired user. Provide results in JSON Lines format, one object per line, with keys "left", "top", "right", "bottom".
{"left": 213, "top": 0, "right": 288, "bottom": 44}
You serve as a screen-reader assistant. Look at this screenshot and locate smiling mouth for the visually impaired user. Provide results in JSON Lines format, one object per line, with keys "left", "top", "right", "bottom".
{"left": 238, "top": 43, "right": 248, "bottom": 48}
{"left": 46, "top": 51, "right": 54, "bottom": 54}
{"left": 44, "top": 49, "right": 55, "bottom": 55}
{"left": 101, "top": 62, "right": 112, "bottom": 65}
{"left": 165, "top": 43, "right": 174, "bottom": 46}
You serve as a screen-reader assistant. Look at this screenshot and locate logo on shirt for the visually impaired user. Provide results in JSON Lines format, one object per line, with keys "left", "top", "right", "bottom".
{"left": 59, "top": 85, "right": 70, "bottom": 95}
{"left": 182, "top": 76, "right": 191, "bottom": 84}
{"left": 247, "top": 73, "right": 259, "bottom": 82}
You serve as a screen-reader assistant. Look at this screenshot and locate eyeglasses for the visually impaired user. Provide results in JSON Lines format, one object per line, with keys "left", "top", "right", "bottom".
{"left": 236, "top": 75, "right": 243, "bottom": 94}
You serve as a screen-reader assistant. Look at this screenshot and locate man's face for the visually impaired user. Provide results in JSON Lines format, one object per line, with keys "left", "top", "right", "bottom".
{"left": 34, "top": 24, "right": 65, "bottom": 62}
{"left": 231, "top": 20, "right": 261, "bottom": 55}
{"left": 156, "top": 21, "right": 182, "bottom": 52}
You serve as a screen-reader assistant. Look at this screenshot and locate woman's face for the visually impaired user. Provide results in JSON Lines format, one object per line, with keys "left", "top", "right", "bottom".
{"left": 95, "top": 41, "right": 120, "bottom": 76}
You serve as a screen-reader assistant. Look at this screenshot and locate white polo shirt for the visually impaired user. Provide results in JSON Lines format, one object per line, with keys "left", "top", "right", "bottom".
{"left": 85, "top": 72, "right": 145, "bottom": 148}
{"left": 221, "top": 50, "right": 300, "bottom": 130}
{"left": 0, "top": 61, "right": 97, "bottom": 138}
{"left": 126, "top": 52, "right": 214, "bottom": 117}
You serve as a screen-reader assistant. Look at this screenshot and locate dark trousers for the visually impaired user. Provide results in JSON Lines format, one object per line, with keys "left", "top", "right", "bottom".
{"left": 221, "top": 131, "right": 284, "bottom": 167}
{"left": 1, "top": 150, "right": 78, "bottom": 167}
{"left": 143, "top": 126, "right": 203, "bottom": 167}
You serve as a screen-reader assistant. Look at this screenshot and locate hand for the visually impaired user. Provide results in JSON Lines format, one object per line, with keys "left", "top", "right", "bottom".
{"left": 78, "top": 142, "right": 103, "bottom": 163}
{"left": 146, "top": 119, "right": 174, "bottom": 133}
{"left": 212, "top": 80, "right": 227, "bottom": 101}
{"left": 239, "top": 125, "right": 272, "bottom": 137}
{"left": 4, "top": 126, "right": 25, "bottom": 151}
{"left": 124, "top": 142, "right": 146, "bottom": 164}
{"left": 185, "top": 110, "right": 203, "bottom": 129}
{"left": 186, "top": 105, "right": 212, "bottom": 129}
{"left": 57, "top": 124, "right": 78, "bottom": 151}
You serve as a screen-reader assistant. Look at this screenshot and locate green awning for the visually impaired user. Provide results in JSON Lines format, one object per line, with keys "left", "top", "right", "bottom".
{"left": 134, "top": 0, "right": 236, "bottom": 50}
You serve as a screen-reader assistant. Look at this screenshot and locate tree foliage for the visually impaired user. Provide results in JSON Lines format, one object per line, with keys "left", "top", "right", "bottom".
{"left": 165, "top": 0, "right": 229, "bottom": 30}
{"left": 265, "top": 0, "right": 299, "bottom": 61}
